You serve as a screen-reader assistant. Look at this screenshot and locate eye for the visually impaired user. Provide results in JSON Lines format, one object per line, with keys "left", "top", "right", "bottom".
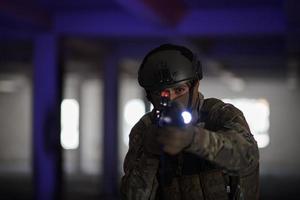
{"left": 174, "top": 86, "right": 188, "bottom": 95}
{"left": 175, "top": 88, "right": 184, "bottom": 93}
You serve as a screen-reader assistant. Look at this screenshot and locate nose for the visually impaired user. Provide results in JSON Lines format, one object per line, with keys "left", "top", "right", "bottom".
{"left": 169, "top": 91, "right": 177, "bottom": 100}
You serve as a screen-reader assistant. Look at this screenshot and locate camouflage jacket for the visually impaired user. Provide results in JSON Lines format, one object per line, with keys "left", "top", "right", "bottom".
{"left": 121, "top": 95, "right": 259, "bottom": 200}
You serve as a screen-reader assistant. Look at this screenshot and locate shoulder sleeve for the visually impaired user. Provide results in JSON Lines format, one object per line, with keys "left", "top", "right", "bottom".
{"left": 120, "top": 113, "right": 159, "bottom": 200}
{"left": 186, "top": 99, "right": 259, "bottom": 176}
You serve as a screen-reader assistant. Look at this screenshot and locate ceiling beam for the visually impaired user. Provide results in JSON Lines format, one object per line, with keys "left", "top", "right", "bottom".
{"left": 0, "top": 0, "right": 51, "bottom": 31}
{"left": 54, "top": 8, "right": 284, "bottom": 37}
{"left": 116, "top": 0, "right": 187, "bottom": 26}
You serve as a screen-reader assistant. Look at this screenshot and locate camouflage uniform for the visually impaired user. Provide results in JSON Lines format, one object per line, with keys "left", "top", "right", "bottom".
{"left": 121, "top": 94, "right": 259, "bottom": 200}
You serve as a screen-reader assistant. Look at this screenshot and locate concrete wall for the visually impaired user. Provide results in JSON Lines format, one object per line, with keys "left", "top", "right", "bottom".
{"left": 201, "top": 78, "right": 300, "bottom": 176}
{"left": 0, "top": 72, "right": 299, "bottom": 177}
{"left": 0, "top": 74, "right": 32, "bottom": 173}
{"left": 117, "top": 77, "right": 300, "bottom": 176}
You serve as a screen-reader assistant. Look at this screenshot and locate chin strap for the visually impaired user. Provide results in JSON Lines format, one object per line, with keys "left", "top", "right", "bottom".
{"left": 187, "top": 80, "right": 196, "bottom": 112}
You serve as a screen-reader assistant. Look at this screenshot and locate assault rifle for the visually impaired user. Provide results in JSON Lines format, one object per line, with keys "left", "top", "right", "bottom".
{"left": 155, "top": 90, "right": 192, "bottom": 128}
{"left": 155, "top": 90, "right": 192, "bottom": 187}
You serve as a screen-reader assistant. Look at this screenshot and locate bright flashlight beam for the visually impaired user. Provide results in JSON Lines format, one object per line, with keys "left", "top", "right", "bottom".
{"left": 181, "top": 111, "right": 192, "bottom": 124}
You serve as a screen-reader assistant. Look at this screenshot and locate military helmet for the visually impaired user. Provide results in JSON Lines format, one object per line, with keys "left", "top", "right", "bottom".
{"left": 138, "top": 44, "right": 203, "bottom": 91}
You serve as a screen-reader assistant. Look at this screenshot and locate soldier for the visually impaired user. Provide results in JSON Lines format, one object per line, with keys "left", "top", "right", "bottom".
{"left": 120, "top": 44, "right": 259, "bottom": 200}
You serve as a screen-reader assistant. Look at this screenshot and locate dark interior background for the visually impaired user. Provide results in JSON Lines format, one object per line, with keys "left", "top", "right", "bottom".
{"left": 0, "top": 0, "right": 300, "bottom": 199}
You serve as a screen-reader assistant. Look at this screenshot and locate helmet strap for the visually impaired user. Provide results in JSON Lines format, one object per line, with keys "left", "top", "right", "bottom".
{"left": 187, "top": 80, "right": 196, "bottom": 112}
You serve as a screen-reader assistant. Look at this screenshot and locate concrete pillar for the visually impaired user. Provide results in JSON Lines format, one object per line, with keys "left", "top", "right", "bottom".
{"left": 286, "top": 0, "right": 300, "bottom": 55}
{"left": 286, "top": 0, "right": 300, "bottom": 89}
{"left": 33, "top": 34, "right": 62, "bottom": 200}
{"left": 102, "top": 48, "right": 119, "bottom": 198}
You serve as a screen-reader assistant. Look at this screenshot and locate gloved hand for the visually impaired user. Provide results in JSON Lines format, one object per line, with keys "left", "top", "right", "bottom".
{"left": 157, "top": 125, "right": 196, "bottom": 155}
{"left": 143, "top": 124, "right": 162, "bottom": 156}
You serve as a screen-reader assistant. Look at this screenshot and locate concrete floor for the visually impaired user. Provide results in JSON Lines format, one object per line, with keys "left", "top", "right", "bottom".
{"left": 0, "top": 173, "right": 300, "bottom": 200}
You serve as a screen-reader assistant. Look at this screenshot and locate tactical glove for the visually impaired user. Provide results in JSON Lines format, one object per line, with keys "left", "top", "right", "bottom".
{"left": 157, "top": 125, "right": 196, "bottom": 155}
{"left": 143, "top": 124, "right": 162, "bottom": 156}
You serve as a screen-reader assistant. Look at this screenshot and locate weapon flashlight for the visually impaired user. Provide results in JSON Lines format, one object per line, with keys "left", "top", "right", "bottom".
{"left": 156, "top": 89, "right": 193, "bottom": 126}
{"left": 181, "top": 111, "right": 192, "bottom": 124}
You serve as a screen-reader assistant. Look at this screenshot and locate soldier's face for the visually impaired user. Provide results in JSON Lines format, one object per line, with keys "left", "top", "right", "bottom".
{"left": 150, "top": 82, "right": 192, "bottom": 109}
